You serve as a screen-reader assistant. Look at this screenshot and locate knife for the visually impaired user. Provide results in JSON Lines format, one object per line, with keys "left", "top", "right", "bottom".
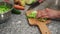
{"left": 27, "top": 0, "right": 45, "bottom": 10}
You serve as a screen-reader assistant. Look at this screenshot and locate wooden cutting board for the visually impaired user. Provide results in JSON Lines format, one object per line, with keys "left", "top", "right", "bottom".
{"left": 26, "top": 10, "right": 51, "bottom": 34}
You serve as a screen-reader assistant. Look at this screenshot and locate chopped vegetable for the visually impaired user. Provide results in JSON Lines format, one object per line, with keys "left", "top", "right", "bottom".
{"left": 38, "top": 18, "right": 48, "bottom": 22}
{"left": 27, "top": 11, "right": 48, "bottom": 22}
{"left": 0, "top": 5, "right": 10, "bottom": 14}
{"left": 27, "top": 10, "right": 37, "bottom": 18}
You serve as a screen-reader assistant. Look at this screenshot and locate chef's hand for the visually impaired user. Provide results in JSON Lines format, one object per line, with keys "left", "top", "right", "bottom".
{"left": 36, "top": 8, "right": 59, "bottom": 19}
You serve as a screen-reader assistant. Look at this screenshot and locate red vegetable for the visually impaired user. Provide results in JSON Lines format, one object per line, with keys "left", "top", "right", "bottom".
{"left": 14, "top": 5, "right": 24, "bottom": 10}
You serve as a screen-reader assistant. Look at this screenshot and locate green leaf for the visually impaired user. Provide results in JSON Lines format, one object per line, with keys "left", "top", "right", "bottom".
{"left": 27, "top": 10, "right": 37, "bottom": 18}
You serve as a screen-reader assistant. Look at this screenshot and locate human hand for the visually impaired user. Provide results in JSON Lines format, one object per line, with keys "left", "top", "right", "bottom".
{"left": 36, "top": 8, "right": 59, "bottom": 18}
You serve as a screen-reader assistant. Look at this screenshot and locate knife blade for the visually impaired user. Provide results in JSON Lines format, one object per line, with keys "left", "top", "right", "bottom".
{"left": 27, "top": 0, "right": 45, "bottom": 10}
{"left": 27, "top": 1, "right": 40, "bottom": 10}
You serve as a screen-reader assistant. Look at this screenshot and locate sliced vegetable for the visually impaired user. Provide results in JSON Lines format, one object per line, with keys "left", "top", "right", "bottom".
{"left": 14, "top": 5, "right": 24, "bottom": 10}
{"left": 27, "top": 11, "right": 48, "bottom": 22}
{"left": 27, "top": 10, "right": 37, "bottom": 18}
{"left": 0, "top": 5, "right": 10, "bottom": 14}
{"left": 38, "top": 18, "right": 48, "bottom": 22}
{"left": 12, "top": 8, "right": 21, "bottom": 14}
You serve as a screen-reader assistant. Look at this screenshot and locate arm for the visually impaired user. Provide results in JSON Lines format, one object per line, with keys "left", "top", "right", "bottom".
{"left": 57, "top": 11, "right": 60, "bottom": 18}
{"left": 51, "top": 11, "right": 60, "bottom": 20}
{"left": 36, "top": 8, "right": 60, "bottom": 19}
{"left": 45, "top": 8, "right": 60, "bottom": 19}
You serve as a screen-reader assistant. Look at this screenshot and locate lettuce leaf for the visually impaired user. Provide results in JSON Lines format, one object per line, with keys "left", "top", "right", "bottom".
{"left": 27, "top": 10, "right": 37, "bottom": 18}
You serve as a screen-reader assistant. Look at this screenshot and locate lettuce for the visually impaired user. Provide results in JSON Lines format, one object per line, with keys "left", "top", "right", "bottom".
{"left": 27, "top": 11, "right": 37, "bottom": 18}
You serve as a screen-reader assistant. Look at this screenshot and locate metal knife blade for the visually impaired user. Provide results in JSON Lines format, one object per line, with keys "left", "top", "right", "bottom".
{"left": 27, "top": 1, "right": 40, "bottom": 10}
{"left": 27, "top": 0, "right": 45, "bottom": 10}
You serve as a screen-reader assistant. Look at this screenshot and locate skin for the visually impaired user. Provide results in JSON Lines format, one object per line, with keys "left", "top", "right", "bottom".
{"left": 37, "top": 0, "right": 60, "bottom": 18}
{"left": 38, "top": 0, "right": 44, "bottom": 3}
{"left": 36, "top": 8, "right": 60, "bottom": 19}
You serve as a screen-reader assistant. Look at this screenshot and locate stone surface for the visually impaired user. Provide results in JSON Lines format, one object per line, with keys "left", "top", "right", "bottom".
{"left": 0, "top": 0, "right": 60, "bottom": 34}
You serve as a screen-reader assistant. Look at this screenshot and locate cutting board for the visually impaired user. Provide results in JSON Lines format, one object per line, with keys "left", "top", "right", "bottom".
{"left": 26, "top": 10, "right": 51, "bottom": 34}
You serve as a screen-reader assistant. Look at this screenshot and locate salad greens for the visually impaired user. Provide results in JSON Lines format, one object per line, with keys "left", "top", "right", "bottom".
{"left": 38, "top": 18, "right": 48, "bottom": 22}
{"left": 27, "top": 11, "right": 37, "bottom": 18}
{"left": 0, "top": 5, "right": 10, "bottom": 14}
{"left": 27, "top": 10, "right": 48, "bottom": 22}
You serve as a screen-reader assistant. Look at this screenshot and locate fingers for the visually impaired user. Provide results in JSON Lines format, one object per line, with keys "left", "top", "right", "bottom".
{"left": 36, "top": 10, "right": 49, "bottom": 18}
{"left": 45, "top": 8, "right": 58, "bottom": 18}
{"left": 36, "top": 10, "right": 42, "bottom": 18}
{"left": 37, "top": 8, "right": 58, "bottom": 18}
{"left": 41, "top": 10, "right": 48, "bottom": 18}
{"left": 36, "top": 8, "right": 52, "bottom": 18}
{"left": 45, "top": 8, "right": 53, "bottom": 18}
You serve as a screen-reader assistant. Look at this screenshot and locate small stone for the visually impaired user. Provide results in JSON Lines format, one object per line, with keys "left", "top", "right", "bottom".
{"left": 17, "top": 21, "right": 22, "bottom": 24}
